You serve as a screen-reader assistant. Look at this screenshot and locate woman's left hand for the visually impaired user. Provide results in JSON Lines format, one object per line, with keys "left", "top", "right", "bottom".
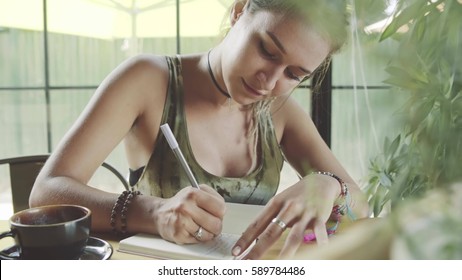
{"left": 232, "top": 173, "right": 342, "bottom": 259}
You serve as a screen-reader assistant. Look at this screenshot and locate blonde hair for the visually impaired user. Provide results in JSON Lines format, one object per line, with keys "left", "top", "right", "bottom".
{"left": 246, "top": 0, "right": 349, "bottom": 53}
{"left": 220, "top": 0, "right": 349, "bottom": 164}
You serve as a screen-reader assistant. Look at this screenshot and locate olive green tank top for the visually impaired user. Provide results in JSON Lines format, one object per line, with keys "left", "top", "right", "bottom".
{"left": 134, "top": 56, "right": 284, "bottom": 205}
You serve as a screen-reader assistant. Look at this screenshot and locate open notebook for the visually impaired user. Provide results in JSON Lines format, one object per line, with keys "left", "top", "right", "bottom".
{"left": 118, "top": 203, "right": 264, "bottom": 260}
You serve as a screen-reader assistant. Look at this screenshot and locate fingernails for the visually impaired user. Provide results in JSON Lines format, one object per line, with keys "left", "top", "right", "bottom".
{"left": 232, "top": 246, "right": 241, "bottom": 256}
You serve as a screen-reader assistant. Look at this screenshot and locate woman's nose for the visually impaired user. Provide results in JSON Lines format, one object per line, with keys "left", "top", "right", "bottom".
{"left": 256, "top": 66, "right": 283, "bottom": 91}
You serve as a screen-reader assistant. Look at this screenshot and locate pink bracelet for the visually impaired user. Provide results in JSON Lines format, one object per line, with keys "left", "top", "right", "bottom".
{"left": 303, "top": 220, "right": 339, "bottom": 243}
{"left": 311, "top": 171, "right": 354, "bottom": 219}
{"left": 302, "top": 171, "right": 355, "bottom": 243}
{"left": 303, "top": 230, "right": 336, "bottom": 243}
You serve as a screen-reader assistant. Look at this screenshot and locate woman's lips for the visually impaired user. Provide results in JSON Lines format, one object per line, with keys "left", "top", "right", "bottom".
{"left": 242, "top": 79, "right": 265, "bottom": 97}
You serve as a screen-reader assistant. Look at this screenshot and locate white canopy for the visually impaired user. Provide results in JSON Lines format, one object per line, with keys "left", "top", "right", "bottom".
{"left": 0, "top": 0, "right": 232, "bottom": 39}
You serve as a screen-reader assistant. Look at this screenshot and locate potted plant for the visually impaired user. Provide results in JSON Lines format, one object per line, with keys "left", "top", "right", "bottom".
{"left": 365, "top": 0, "right": 462, "bottom": 258}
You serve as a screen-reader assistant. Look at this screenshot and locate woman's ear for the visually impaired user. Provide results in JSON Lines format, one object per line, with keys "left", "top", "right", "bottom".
{"left": 230, "top": 0, "right": 248, "bottom": 26}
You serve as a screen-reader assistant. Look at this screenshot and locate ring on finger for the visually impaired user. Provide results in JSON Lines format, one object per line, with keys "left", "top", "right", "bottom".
{"left": 271, "top": 218, "right": 287, "bottom": 231}
{"left": 193, "top": 226, "right": 203, "bottom": 241}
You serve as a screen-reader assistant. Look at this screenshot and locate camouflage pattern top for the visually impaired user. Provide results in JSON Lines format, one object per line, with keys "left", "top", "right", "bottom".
{"left": 134, "top": 56, "right": 284, "bottom": 205}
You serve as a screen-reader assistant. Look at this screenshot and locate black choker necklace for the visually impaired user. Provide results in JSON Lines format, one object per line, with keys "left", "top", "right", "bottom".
{"left": 207, "top": 50, "right": 231, "bottom": 99}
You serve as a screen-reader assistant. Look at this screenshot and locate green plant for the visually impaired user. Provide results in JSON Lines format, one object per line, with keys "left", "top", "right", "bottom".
{"left": 365, "top": 0, "right": 462, "bottom": 216}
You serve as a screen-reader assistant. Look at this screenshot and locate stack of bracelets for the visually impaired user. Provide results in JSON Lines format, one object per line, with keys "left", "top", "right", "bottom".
{"left": 110, "top": 190, "right": 141, "bottom": 235}
{"left": 303, "top": 171, "right": 355, "bottom": 242}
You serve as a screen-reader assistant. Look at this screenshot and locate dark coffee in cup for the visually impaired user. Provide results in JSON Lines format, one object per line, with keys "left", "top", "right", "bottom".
{"left": 0, "top": 204, "right": 91, "bottom": 260}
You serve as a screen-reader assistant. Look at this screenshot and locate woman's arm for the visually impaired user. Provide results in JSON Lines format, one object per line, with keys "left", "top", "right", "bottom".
{"left": 29, "top": 55, "right": 226, "bottom": 243}
{"left": 29, "top": 54, "right": 168, "bottom": 231}
{"left": 232, "top": 96, "right": 369, "bottom": 259}
{"left": 277, "top": 96, "right": 369, "bottom": 217}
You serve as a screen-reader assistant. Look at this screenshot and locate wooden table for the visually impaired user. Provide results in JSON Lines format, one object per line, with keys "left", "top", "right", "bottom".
{"left": 0, "top": 218, "right": 391, "bottom": 260}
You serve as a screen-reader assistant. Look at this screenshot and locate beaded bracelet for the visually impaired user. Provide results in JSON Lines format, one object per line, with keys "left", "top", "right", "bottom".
{"left": 120, "top": 190, "right": 141, "bottom": 234}
{"left": 302, "top": 171, "right": 355, "bottom": 243}
{"left": 311, "top": 171, "right": 348, "bottom": 196}
{"left": 110, "top": 190, "right": 141, "bottom": 235}
{"left": 110, "top": 191, "right": 129, "bottom": 235}
{"left": 311, "top": 171, "right": 355, "bottom": 220}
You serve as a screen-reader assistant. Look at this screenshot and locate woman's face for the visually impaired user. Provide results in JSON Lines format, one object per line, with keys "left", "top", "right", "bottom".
{"left": 221, "top": 8, "right": 331, "bottom": 105}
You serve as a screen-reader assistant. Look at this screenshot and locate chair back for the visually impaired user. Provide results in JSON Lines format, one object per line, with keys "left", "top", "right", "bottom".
{"left": 0, "top": 155, "right": 129, "bottom": 213}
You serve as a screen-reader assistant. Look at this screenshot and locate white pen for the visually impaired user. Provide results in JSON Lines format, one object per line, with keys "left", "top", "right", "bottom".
{"left": 160, "top": 123, "right": 200, "bottom": 189}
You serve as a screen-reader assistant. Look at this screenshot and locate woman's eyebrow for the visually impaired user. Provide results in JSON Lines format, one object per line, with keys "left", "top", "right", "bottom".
{"left": 266, "top": 31, "right": 287, "bottom": 54}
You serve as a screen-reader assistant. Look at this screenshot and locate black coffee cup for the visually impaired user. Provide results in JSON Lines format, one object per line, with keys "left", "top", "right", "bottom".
{"left": 0, "top": 204, "right": 91, "bottom": 260}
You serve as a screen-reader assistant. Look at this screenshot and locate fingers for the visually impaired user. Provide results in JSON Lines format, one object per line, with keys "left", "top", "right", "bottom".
{"left": 232, "top": 200, "right": 280, "bottom": 257}
{"left": 312, "top": 219, "right": 329, "bottom": 245}
{"left": 278, "top": 216, "right": 329, "bottom": 258}
{"left": 196, "top": 185, "right": 226, "bottom": 218}
{"left": 279, "top": 214, "right": 312, "bottom": 258}
{"left": 233, "top": 200, "right": 289, "bottom": 259}
{"left": 186, "top": 185, "right": 226, "bottom": 237}
{"left": 171, "top": 224, "right": 216, "bottom": 244}
{"left": 159, "top": 185, "right": 225, "bottom": 244}
{"left": 182, "top": 188, "right": 226, "bottom": 243}
{"left": 199, "top": 184, "right": 225, "bottom": 200}
{"left": 188, "top": 225, "right": 217, "bottom": 243}
{"left": 191, "top": 202, "right": 223, "bottom": 237}
{"left": 163, "top": 209, "right": 220, "bottom": 244}
{"left": 232, "top": 197, "right": 333, "bottom": 259}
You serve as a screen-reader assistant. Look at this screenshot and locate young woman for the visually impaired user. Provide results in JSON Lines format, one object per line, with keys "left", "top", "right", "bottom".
{"left": 30, "top": 0, "right": 369, "bottom": 259}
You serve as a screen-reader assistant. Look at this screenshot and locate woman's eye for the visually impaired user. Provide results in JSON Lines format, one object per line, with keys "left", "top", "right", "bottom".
{"left": 286, "top": 70, "right": 301, "bottom": 82}
{"left": 260, "top": 41, "right": 277, "bottom": 59}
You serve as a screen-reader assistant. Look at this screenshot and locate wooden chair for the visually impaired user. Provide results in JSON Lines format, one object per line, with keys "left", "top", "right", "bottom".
{"left": 0, "top": 155, "right": 129, "bottom": 213}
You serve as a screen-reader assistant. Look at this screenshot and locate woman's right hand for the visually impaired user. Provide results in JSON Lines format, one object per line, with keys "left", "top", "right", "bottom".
{"left": 154, "top": 185, "right": 226, "bottom": 244}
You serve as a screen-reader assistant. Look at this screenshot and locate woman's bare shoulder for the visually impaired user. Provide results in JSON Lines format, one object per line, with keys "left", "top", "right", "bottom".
{"left": 271, "top": 95, "right": 310, "bottom": 123}
{"left": 98, "top": 54, "right": 170, "bottom": 106}
{"left": 127, "top": 53, "right": 168, "bottom": 70}
{"left": 107, "top": 54, "right": 169, "bottom": 83}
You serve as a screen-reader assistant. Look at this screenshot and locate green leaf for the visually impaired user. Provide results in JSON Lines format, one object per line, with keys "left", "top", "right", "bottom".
{"left": 380, "top": 1, "right": 427, "bottom": 42}
{"left": 371, "top": 186, "right": 390, "bottom": 217}
{"left": 380, "top": 1, "right": 441, "bottom": 42}
{"left": 412, "top": 99, "right": 435, "bottom": 124}
{"left": 379, "top": 172, "right": 393, "bottom": 188}
{"left": 383, "top": 76, "right": 420, "bottom": 91}
{"left": 388, "top": 135, "right": 402, "bottom": 158}
{"left": 412, "top": 14, "right": 427, "bottom": 42}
